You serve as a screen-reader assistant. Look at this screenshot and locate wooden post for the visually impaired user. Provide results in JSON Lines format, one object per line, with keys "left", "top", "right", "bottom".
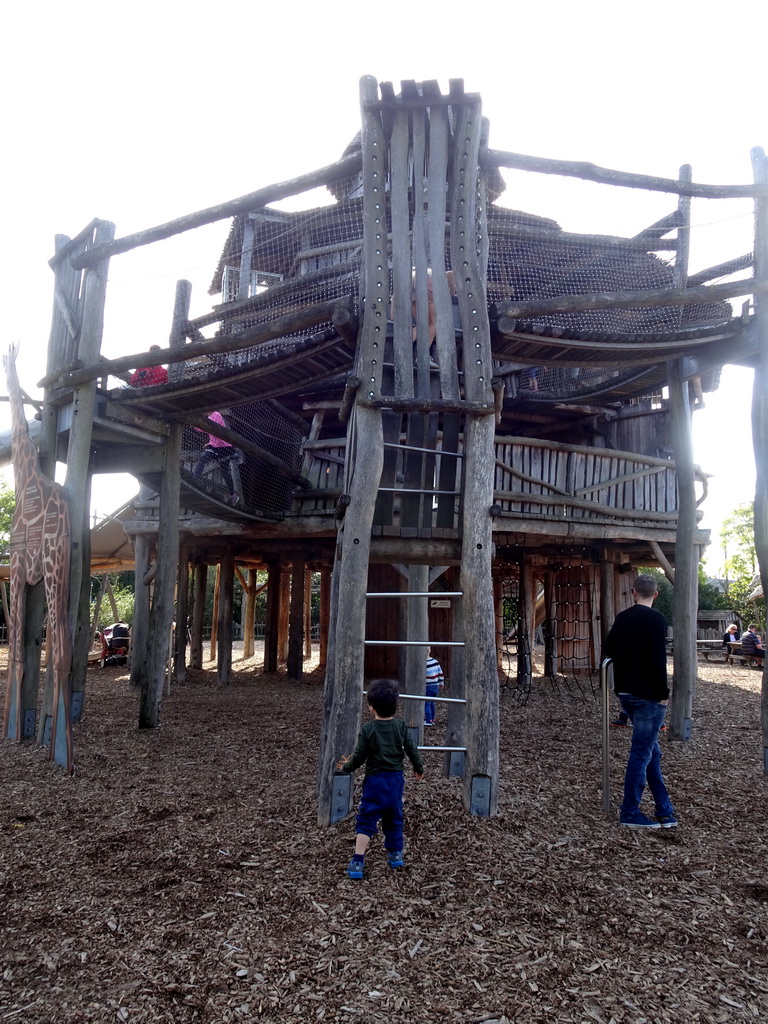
{"left": 62, "top": 220, "right": 115, "bottom": 694}
{"left": 129, "top": 531, "right": 152, "bottom": 689}
{"left": 493, "top": 578, "right": 504, "bottom": 671}
{"left": 544, "top": 570, "right": 557, "bottom": 677}
{"left": 517, "top": 561, "right": 535, "bottom": 686}
{"left": 317, "top": 404, "right": 383, "bottom": 825}
{"left": 174, "top": 548, "right": 190, "bottom": 683}
{"left": 243, "top": 568, "right": 256, "bottom": 660}
{"left": 318, "top": 567, "right": 331, "bottom": 671}
{"left": 139, "top": 419, "right": 181, "bottom": 728}
{"left": 304, "top": 568, "right": 313, "bottom": 660}
{"left": 599, "top": 558, "right": 615, "bottom": 646}
{"left": 287, "top": 559, "right": 305, "bottom": 681}
{"left": 277, "top": 570, "right": 290, "bottom": 663}
{"left": 217, "top": 551, "right": 234, "bottom": 685}
{"left": 461, "top": 415, "right": 499, "bottom": 816}
{"left": 668, "top": 165, "right": 696, "bottom": 742}
{"left": 210, "top": 564, "right": 220, "bottom": 663}
{"left": 190, "top": 562, "right": 207, "bottom": 670}
{"left": 750, "top": 147, "right": 768, "bottom": 774}
{"left": 104, "top": 575, "right": 120, "bottom": 622}
{"left": 263, "top": 563, "right": 280, "bottom": 672}
{"left": 70, "top": 486, "right": 93, "bottom": 721}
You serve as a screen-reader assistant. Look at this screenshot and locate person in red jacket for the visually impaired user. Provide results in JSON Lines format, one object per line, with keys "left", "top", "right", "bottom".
{"left": 128, "top": 346, "right": 168, "bottom": 387}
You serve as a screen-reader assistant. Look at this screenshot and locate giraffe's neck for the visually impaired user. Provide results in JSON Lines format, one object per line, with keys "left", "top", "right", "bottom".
{"left": 6, "top": 356, "right": 40, "bottom": 489}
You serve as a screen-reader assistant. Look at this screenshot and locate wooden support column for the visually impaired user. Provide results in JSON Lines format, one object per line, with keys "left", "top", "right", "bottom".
{"left": 544, "top": 570, "right": 557, "bottom": 678}
{"left": 130, "top": 531, "right": 152, "bottom": 689}
{"left": 750, "top": 147, "right": 768, "bottom": 774}
{"left": 47, "top": 222, "right": 114, "bottom": 752}
{"left": 243, "top": 568, "right": 256, "bottom": 660}
{"left": 404, "top": 565, "right": 429, "bottom": 732}
{"left": 190, "top": 562, "right": 207, "bottom": 670}
{"left": 461, "top": 414, "right": 499, "bottom": 817}
{"left": 217, "top": 551, "right": 234, "bottom": 685}
{"left": 494, "top": 578, "right": 504, "bottom": 671}
{"left": 70, "top": 485, "right": 93, "bottom": 722}
{"left": 318, "top": 568, "right": 331, "bottom": 671}
{"left": 174, "top": 548, "right": 190, "bottom": 683}
{"left": 599, "top": 558, "right": 615, "bottom": 646}
{"left": 304, "top": 568, "right": 313, "bottom": 660}
{"left": 209, "top": 564, "right": 220, "bottom": 663}
{"left": 668, "top": 165, "right": 696, "bottom": 742}
{"left": 517, "top": 560, "right": 535, "bottom": 688}
{"left": 317, "top": 404, "right": 383, "bottom": 826}
{"left": 277, "top": 570, "right": 290, "bottom": 664}
{"left": 263, "top": 563, "right": 280, "bottom": 672}
{"left": 287, "top": 559, "right": 305, "bottom": 682}
{"left": 139, "top": 420, "right": 181, "bottom": 728}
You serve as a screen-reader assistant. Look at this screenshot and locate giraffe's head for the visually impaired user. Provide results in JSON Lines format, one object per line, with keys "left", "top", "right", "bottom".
{"left": 4, "top": 342, "right": 19, "bottom": 383}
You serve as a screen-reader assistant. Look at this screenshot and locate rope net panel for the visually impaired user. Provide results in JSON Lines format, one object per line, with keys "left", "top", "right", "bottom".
{"left": 179, "top": 403, "right": 305, "bottom": 517}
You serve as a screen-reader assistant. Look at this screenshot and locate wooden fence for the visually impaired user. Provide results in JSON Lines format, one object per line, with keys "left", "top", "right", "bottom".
{"left": 293, "top": 434, "right": 703, "bottom": 530}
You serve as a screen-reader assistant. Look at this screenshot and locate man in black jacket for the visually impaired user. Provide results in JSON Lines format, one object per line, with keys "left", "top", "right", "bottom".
{"left": 604, "top": 574, "right": 677, "bottom": 830}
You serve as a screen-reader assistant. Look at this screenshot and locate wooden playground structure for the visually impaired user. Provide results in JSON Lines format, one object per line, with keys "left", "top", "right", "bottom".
{"left": 4, "top": 76, "right": 768, "bottom": 815}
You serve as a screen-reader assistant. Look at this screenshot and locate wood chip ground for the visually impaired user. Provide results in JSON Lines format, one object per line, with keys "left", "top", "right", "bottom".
{"left": 1, "top": 652, "right": 767, "bottom": 1023}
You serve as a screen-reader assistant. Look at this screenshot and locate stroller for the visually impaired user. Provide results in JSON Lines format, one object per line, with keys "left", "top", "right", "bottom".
{"left": 100, "top": 623, "right": 130, "bottom": 668}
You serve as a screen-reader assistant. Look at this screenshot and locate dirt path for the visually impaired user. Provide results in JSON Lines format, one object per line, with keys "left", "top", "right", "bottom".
{"left": 1, "top": 656, "right": 766, "bottom": 1023}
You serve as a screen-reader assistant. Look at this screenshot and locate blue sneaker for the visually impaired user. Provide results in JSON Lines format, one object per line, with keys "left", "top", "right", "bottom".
{"left": 347, "top": 857, "right": 364, "bottom": 880}
{"left": 386, "top": 849, "right": 404, "bottom": 869}
{"left": 656, "top": 813, "right": 678, "bottom": 829}
{"left": 619, "top": 813, "right": 661, "bottom": 830}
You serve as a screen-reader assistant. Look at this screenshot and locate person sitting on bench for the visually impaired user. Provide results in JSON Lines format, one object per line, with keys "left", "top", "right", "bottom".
{"left": 739, "top": 624, "right": 765, "bottom": 664}
{"left": 722, "top": 623, "right": 740, "bottom": 649}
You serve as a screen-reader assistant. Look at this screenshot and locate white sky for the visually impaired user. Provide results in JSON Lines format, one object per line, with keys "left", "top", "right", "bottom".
{"left": 2, "top": 0, "right": 764, "bottom": 573}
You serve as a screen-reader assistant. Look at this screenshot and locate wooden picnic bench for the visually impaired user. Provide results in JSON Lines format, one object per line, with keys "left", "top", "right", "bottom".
{"left": 699, "top": 640, "right": 729, "bottom": 664}
{"left": 726, "top": 642, "right": 764, "bottom": 668}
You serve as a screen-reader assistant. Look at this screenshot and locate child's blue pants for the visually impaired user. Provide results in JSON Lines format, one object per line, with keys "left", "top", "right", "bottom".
{"left": 355, "top": 771, "right": 405, "bottom": 852}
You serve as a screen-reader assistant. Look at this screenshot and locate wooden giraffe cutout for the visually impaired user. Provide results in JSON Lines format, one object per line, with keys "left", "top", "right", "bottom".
{"left": 3, "top": 343, "right": 74, "bottom": 772}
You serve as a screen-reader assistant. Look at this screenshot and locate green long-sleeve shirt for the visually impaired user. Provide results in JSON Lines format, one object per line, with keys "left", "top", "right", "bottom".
{"left": 341, "top": 717, "right": 424, "bottom": 777}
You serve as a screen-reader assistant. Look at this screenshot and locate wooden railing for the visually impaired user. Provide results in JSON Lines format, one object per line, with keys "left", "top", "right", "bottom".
{"left": 493, "top": 436, "right": 705, "bottom": 526}
{"left": 292, "top": 434, "right": 704, "bottom": 529}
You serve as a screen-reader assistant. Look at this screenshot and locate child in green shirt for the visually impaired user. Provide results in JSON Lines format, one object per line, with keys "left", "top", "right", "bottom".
{"left": 338, "top": 679, "right": 424, "bottom": 879}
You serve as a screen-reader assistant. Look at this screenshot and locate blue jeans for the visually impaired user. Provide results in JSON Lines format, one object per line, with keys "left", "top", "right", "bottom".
{"left": 618, "top": 694, "right": 674, "bottom": 821}
{"left": 424, "top": 683, "right": 440, "bottom": 724}
{"left": 355, "top": 771, "right": 405, "bottom": 852}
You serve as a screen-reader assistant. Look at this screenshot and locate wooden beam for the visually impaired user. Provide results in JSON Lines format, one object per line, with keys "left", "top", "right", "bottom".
{"left": 483, "top": 148, "right": 768, "bottom": 199}
{"left": 650, "top": 541, "right": 675, "bottom": 584}
{"left": 496, "top": 277, "right": 767, "bottom": 324}
{"left": 69, "top": 154, "right": 364, "bottom": 268}
{"left": 41, "top": 297, "right": 348, "bottom": 389}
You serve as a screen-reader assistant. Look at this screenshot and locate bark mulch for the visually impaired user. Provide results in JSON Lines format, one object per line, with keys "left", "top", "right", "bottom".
{"left": 1, "top": 655, "right": 767, "bottom": 1023}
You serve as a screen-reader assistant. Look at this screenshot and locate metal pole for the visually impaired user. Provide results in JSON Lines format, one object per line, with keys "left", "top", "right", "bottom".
{"left": 601, "top": 657, "right": 613, "bottom": 814}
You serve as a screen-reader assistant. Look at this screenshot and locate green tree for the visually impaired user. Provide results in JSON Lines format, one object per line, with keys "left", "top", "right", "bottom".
{"left": 719, "top": 502, "right": 765, "bottom": 628}
{"left": 0, "top": 479, "right": 15, "bottom": 558}
{"left": 721, "top": 502, "right": 757, "bottom": 581}
{"left": 697, "top": 565, "right": 729, "bottom": 611}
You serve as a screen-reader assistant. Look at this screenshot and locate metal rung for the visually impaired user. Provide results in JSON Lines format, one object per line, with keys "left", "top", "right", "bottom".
{"left": 364, "top": 640, "right": 465, "bottom": 647}
{"left": 383, "top": 441, "right": 463, "bottom": 458}
{"left": 366, "top": 592, "right": 463, "bottom": 598}
{"left": 397, "top": 693, "right": 466, "bottom": 705}
{"left": 417, "top": 746, "right": 467, "bottom": 752}
{"left": 377, "top": 487, "right": 459, "bottom": 495}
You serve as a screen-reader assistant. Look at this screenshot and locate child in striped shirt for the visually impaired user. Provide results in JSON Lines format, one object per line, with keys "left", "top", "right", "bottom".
{"left": 424, "top": 648, "right": 444, "bottom": 726}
